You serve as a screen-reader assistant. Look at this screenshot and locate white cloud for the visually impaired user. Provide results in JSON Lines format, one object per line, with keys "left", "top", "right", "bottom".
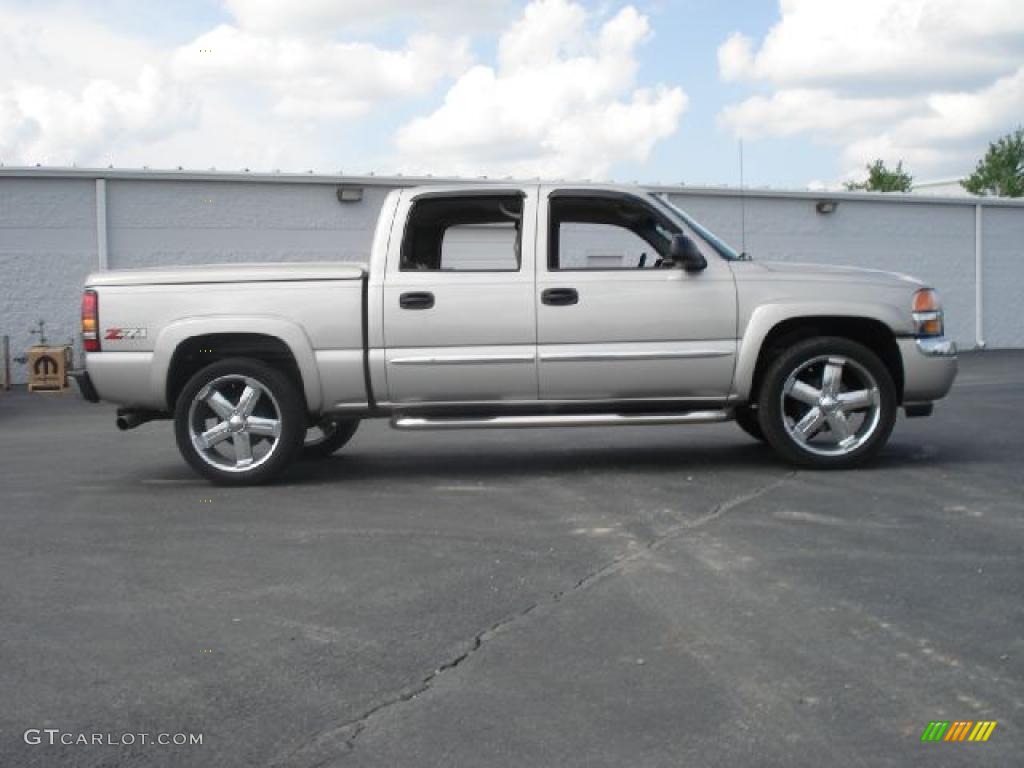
{"left": 0, "top": 8, "right": 163, "bottom": 87}
{"left": 720, "top": 90, "right": 917, "bottom": 141}
{"left": 396, "top": 0, "right": 687, "bottom": 178}
{"left": 224, "top": 0, "right": 511, "bottom": 34}
{"left": 0, "top": 0, "right": 687, "bottom": 178}
{"left": 172, "top": 25, "right": 471, "bottom": 119}
{"left": 4, "top": 67, "right": 197, "bottom": 165}
{"left": 0, "top": 96, "right": 39, "bottom": 155}
{"left": 717, "top": 32, "right": 755, "bottom": 83}
{"left": 0, "top": 2, "right": 472, "bottom": 168}
{"left": 720, "top": 0, "right": 1024, "bottom": 90}
{"left": 835, "top": 67, "right": 1024, "bottom": 177}
{"left": 718, "top": 0, "right": 1024, "bottom": 179}
{"left": 0, "top": 11, "right": 197, "bottom": 165}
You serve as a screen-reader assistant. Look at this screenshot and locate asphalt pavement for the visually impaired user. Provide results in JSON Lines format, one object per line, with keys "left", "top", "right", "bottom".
{"left": 0, "top": 351, "right": 1021, "bottom": 767}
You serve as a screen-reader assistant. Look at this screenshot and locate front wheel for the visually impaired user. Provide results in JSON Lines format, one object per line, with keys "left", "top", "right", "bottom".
{"left": 174, "top": 358, "right": 306, "bottom": 485}
{"left": 757, "top": 337, "right": 897, "bottom": 468}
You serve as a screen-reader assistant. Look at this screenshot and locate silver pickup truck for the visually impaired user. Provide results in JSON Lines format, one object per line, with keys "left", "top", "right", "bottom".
{"left": 73, "top": 184, "right": 957, "bottom": 484}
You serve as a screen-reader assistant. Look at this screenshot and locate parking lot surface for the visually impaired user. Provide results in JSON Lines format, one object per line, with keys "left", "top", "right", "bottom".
{"left": 1, "top": 351, "right": 1021, "bottom": 767}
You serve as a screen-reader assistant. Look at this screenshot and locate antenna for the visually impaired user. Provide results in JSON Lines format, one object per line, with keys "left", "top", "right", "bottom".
{"left": 739, "top": 139, "right": 748, "bottom": 258}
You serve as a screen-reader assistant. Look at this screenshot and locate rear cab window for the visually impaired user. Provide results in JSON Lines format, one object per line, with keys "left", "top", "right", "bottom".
{"left": 401, "top": 195, "right": 524, "bottom": 272}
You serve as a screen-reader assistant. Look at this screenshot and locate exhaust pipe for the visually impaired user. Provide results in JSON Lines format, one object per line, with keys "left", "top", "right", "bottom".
{"left": 115, "top": 409, "right": 161, "bottom": 431}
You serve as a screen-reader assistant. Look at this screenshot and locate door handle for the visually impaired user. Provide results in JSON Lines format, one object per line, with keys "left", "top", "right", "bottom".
{"left": 399, "top": 291, "right": 435, "bottom": 310}
{"left": 541, "top": 288, "right": 579, "bottom": 306}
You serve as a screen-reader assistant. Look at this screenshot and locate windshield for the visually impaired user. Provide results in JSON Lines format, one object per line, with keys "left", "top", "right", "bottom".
{"left": 649, "top": 194, "right": 744, "bottom": 261}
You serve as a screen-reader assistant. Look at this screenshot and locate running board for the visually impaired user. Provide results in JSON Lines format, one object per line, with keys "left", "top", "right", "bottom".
{"left": 390, "top": 409, "right": 732, "bottom": 431}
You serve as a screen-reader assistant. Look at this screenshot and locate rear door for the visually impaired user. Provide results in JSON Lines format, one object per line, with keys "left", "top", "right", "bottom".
{"left": 382, "top": 188, "right": 539, "bottom": 404}
{"left": 536, "top": 188, "right": 737, "bottom": 401}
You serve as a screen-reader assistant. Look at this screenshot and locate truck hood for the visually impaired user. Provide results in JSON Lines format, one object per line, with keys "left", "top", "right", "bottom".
{"left": 734, "top": 260, "right": 926, "bottom": 289}
{"left": 86, "top": 261, "right": 366, "bottom": 287}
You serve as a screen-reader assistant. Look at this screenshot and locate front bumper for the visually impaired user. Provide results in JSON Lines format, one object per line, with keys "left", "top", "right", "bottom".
{"left": 898, "top": 336, "right": 958, "bottom": 405}
{"left": 915, "top": 337, "right": 957, "bottom": 358}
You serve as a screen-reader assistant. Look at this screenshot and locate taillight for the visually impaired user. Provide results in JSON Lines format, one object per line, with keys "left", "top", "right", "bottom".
{"left": 82, "top": 290, "right": 100, "bottom": 352}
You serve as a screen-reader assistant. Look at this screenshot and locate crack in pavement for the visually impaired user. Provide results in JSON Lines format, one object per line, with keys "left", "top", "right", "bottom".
{"left": 279, "top": 470, "right": 797, "bottom": 765}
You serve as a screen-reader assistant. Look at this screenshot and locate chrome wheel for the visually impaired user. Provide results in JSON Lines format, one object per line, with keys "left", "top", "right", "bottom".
{"left": 780, "top": 355, "right": 881, "bottom": 457}
{"left": 187, "top": 374, "right": 283, "bottom": 473}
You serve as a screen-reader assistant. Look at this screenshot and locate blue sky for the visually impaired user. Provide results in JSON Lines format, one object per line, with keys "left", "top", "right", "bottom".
{"left": 634, "top": 0, "right": 834, "bottom": 188}
{"left": 1, "top": 1, "right": 1021, "bottom": 189}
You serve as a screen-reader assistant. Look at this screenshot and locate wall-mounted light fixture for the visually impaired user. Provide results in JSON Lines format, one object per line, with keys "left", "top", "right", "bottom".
{"left": 815, "top": 200, "right": 839, "bottom": 215}
{"left": 337, "top": 185, "right": 364, "bottom": 203}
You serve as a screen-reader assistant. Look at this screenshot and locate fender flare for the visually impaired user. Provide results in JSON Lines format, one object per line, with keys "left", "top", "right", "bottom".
{"left": 733, "top": 302, "right": 907, "bottom": 401}
{"left": 151, "top": 316, "right": 323, "bottom": 412}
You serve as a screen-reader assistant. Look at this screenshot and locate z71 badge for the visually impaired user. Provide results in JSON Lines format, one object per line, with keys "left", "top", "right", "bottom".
{"left": 104, "top": 327, "right": 148, "bottom": 340}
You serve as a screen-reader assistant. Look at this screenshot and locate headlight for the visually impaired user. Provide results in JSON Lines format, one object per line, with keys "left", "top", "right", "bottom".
{"left": 912, "top": 288, "right": 944, "bottom": 337}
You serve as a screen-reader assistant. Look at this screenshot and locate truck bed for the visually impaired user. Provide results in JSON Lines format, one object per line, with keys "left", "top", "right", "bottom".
{"left": 84, "top": 262, "right": 369, "bottom": 413}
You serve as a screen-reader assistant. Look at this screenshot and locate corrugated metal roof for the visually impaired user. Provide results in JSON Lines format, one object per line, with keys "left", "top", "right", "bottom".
{"left": 1, "top": 165, "right": 1022, "bottom": 207}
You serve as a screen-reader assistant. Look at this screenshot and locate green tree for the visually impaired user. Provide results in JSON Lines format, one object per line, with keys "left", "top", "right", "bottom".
{"left": 844, "top": 159, "right": 914, "bottom": 192}
{"left": 962, "top": 127, "right": 1024, "bottom": 197}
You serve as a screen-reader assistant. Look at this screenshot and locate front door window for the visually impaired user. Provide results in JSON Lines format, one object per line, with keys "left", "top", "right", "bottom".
{"left": 549, "top": 195, "right": 681, "bottom": 271}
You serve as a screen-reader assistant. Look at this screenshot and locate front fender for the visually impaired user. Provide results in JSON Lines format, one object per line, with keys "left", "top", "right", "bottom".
{"left": 733, "top": 302, "right": 908, "bottom": 401}
{"left": 151, "top": 316, "right": 323, "bottom": 412}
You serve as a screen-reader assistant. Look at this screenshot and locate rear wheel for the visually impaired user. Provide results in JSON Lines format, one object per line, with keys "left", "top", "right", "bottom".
{"left": 734, "top": 405, "right": 766, "bottom": 442}
{"left": 301, "top": 417, "right": 360, "bottom": 460}
{"left": 174, "top": 358, "right": 306, "bottom": 485}
{"left": 758, "top": 337, "right": 897, "bottom": 468}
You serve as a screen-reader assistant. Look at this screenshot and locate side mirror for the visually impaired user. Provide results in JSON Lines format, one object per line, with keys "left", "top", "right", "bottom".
{"left": 669, "top": 234, "right": 707, "bottom": 272}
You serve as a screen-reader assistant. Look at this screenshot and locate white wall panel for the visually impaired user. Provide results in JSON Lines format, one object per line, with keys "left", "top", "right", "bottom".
{"left": 0, "top": 178, "right": 96, "bottom": 382}
{"left": 981, "top": 206, "right": 1024, "bottom": 349}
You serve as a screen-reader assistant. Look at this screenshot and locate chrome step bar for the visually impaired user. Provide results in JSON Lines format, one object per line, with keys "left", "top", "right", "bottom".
{"left": 391, "top": 409, "right": 732, "bottom": 431}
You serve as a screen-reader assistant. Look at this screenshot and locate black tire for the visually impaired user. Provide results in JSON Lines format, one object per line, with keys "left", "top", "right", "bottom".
{"left": 734, "top": 405, "right": 766, "bottom": 442}
{"left": 173, "top": 357, "right": 306, "bottom": 485}
{"left": 757, "top": 337, "right": 897, "bottom": 469}
{"left": 301, "top": 417, "right": 360, "bottom": 460}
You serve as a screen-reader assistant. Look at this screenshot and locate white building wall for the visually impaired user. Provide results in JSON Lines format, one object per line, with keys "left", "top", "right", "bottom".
{"left": 0, "top": 178, "right": 98, "bottom": 372}
{"left": 981, "top": 206, "right": 1024, "bottom": 349}
{"left": 1, "top": 169, "right": 1021, "bottom": 385}
{"left": 105, "top": 179, "right": 388, "bottom": 268}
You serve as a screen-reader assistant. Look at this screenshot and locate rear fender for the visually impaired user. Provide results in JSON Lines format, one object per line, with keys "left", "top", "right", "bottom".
{"left": 152, "top": 316, "right": 323, "bottom": 412}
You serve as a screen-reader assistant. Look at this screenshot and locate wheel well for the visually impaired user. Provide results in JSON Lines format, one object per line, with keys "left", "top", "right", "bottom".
{"left": 166, "top": 333, "right": 304, "bottom": 411}
{"left": 750, "top": 317, "right": 905, "bottom": 404}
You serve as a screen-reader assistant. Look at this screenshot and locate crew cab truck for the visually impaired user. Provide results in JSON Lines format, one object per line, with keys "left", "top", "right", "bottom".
{"left": 73, "top": 184, "right": 958, "bottom": 485}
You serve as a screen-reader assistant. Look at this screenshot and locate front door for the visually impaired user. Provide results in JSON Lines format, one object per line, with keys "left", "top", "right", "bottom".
{"left": 536, "top": 189, "right": 737, "bottom": 401}
{"left": 382, "top": 188, "right": 539, "bottom": 404}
